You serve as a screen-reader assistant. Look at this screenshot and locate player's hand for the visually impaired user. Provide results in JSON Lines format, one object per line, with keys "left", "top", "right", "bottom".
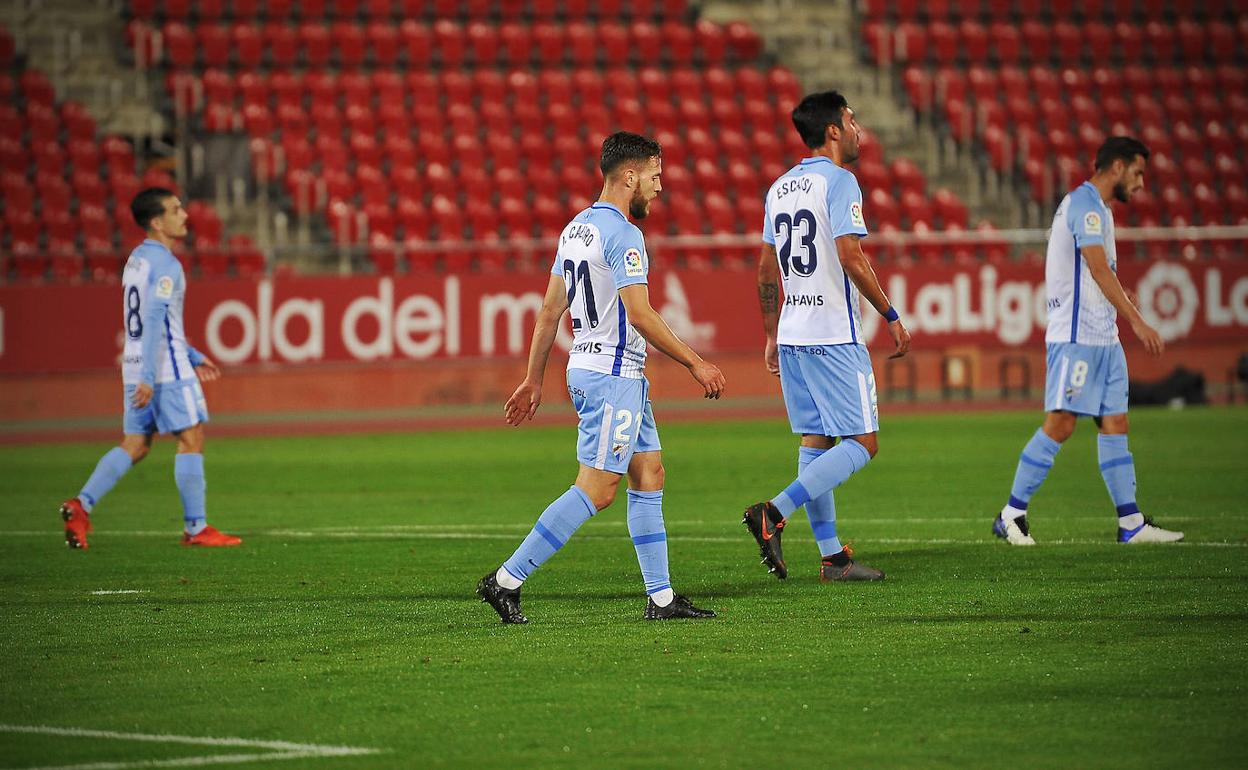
{"left": 195, "top": 358, "right": 222, "bottom": 382}
{"left": 131, "top": 383, "right": 153, "bottom": 408}
{"left": 1131, "top": 318, "right": 1165, "bottom": 357}
{"left": 887, "top": 318, "right": 912, "bottom": 359}
{"left": 690, "top": 359, "right": 725, "bottom": 399}
{"left": 504, "top": 379, "right": 542, "bottom": 426}
{"left": 764, "top": 337, "right": 779, "bottom": 376}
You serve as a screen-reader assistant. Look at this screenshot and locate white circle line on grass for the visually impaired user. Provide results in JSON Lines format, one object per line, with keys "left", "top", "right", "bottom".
{"left": 89, "top": 590, "right": 149, "bottom": 596}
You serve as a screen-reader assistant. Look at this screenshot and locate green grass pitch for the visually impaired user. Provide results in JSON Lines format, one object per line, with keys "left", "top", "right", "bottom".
{"left": 1, "top": 407, "right": 1245, "bottom": 768}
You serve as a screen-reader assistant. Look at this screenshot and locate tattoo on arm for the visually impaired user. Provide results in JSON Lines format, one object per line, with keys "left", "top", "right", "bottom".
{"left": 758, "top": 283, "right": 779, "bottom": 314}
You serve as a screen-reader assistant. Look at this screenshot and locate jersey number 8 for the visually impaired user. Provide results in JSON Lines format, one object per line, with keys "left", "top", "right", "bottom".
{"left": 125, "top": 286, "right": 143, "bottom": 340}
{"left": 775, "top": 209, "right": 818, "bottom": 278}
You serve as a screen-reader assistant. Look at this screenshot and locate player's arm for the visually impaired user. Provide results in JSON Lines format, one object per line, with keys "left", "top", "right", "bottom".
{"left": 504, "top": 274, "right": 570, "bottom": 426}
{"left": 757, "top": 243, "right": 781, "bottom": 376}
{"left": 187, "top": 346, "right": 222, "bottom": 382}
{"left": 836, "top": 235, "right": 911, "bottom": 358}
{"left": 1082, "top": 244, "right": 1163, "bottom": 356}
{"left": 618, "top": 284, "right": 724, "bottom": 399}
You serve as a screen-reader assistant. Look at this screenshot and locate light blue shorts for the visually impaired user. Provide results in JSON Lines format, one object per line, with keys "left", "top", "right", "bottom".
{"left": 123, "top": 380, "right": 209, "bottom": 435}
{"left": 1044, "top": 342, "right": 1129, "bottom": 416}
{"left": 568, "top": 369, "right": 661, "bottom": 474}
{"left": 779, "top": 343, "right": 879, "bottom": 437}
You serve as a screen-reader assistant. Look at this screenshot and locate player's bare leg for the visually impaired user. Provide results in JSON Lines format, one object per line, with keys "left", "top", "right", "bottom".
{"left": 61, "top": 433, "right": 152, "bottom": 550}
{"left": 174, "top": 424, "right": 241, "bottom": 547}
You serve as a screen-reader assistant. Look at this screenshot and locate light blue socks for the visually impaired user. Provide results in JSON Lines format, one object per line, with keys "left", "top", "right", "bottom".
{"left": 175, "top": 453, "right": 207, "bottom": 535}
{"left": 626, "top": 489, "right": 672, "bottom": 603}
{"left": 798, "top": 446, "right": 842, "bottom": 558}
{"left": 771, "top": 439, "right": 872, "bottom": 519}
{"left": 1003, "top": 429, "right": 1062, "bottom": 517}
{"left": 1098, "top": 434, "right": 1144, "bottom": 528}
{"left": 502, "top": 486, "right": 597, "bottom": 583}
{"left": 78, "top": 447, "right": 133, "bottom": 512}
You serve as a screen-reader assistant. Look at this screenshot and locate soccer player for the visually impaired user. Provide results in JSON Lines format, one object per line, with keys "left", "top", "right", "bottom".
{"left": 59, "top": 188, "right": 241, "bottom": 549}
{"left": 993, "top": 137, "right": 1182, "bottom": 545}
{"left": 476, "top": 132, "right": 725, "bottom": 623}
{"left": 744, "top": 91, "right": 910, "bottom": 582}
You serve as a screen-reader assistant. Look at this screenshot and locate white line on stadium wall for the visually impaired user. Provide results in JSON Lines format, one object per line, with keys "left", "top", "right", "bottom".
{"left": 0, "top": 724, "right": 380, "bottom": 770}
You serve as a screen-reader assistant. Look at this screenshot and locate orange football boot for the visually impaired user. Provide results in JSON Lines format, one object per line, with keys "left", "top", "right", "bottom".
{"left": 60, "top": 498, "right": 92, "bottom": 550}
{"left": 181, "top": 525, "right": 242, "bottom": 547}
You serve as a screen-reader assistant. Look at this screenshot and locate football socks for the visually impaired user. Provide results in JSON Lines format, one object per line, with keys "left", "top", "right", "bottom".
{"left": 175, "top": 453, "right": 208, "bottom": 535}
{"left": 1004, "top": 429, "right": 1062, "bottom": 516}
{"left": 1099, "top": 434, "right": 1145, "bottom": 530}
{"left": 78, "top": 447, "right": 133, "bottom": 513}
{"left": 798, "top": 446, "right": 842, "bottom": 558}
{"left": 771, "top": 438, "right": 871, "bottom": 520}
{"left": 502, "top": 485, "right": 597, "bottom": 582}
{"left": 626, "top": 489, "right": 672, "bottom": 605}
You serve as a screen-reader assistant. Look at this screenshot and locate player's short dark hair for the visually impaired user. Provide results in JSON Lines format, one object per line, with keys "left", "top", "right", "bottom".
{"left": 131, "top": 187, "right": 175, "bottom": 231}
{"left": 792, "top": 91, "right": 850, "bottom": 149}
{"left": 599, "top": 131, "right": 662, "bottom": 176}
{"left": 1094, "top": 136, "right": 1150, "bottom": 171}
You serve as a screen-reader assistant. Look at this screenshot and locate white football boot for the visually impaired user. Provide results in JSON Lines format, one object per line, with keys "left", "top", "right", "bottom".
{"left": 1119, "top": 517, "right": 1184, "bottom": 543}
{"left": 993, "top": 514, "right": 1036, "bottom": 546}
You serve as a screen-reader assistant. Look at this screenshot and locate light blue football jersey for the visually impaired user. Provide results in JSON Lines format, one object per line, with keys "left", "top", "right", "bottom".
{"left": 1045, "top": 182, "right": 1119, "bottom": 345}
{"left": 763, "top": 157, "right": 870, "bottom": 346}
{"left": 550, "top": 202, "right": 649, "bottom": 379}
{"left": 121, "top": 239, "right": 197, "bottom": 386}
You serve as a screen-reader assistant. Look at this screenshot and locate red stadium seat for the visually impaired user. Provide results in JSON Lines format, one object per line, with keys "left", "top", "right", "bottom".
{"left": 400, "top": 21, "right": 432, "bottom": 68}
{"left": 983, "top": 22, "right": 1020, "bottom": 66}
{"left": 434, "top": 20, "right": 466, "bottom": 67}
{"left": 725, "top": 21, "right": 763, "bottom": 61}
{"left": 195, "top": 24, "right": 231, "bottom": 68}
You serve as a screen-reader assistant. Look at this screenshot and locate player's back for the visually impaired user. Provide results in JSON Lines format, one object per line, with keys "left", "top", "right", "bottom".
{"left": 764, "top": 157, "right": 869, "bottom": 346}
{"left": 121, "top": 239, "right": 194, "bottom": 385}
{"left": 554, "top": 203, "right": 649, "bottom": 379}
{"left": 1045, "top": 182, "right": 1118, "bottom": 345}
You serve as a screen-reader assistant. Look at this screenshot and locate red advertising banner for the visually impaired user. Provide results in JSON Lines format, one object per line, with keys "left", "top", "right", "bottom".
{"left": 2, "top": 258, "right": 1245, "bottom": 375}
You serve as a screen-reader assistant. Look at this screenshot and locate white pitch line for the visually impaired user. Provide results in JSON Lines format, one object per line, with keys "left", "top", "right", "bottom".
{"left": 89, "top": 590, "right": 149, "bottom": 596}
{"left": 0, "top": 725, "right": 379, "bottom": 770}
{"left": 2, "top": 528, "right": 1242, "bottom": 547}
{"left": 13, "top": 750, "right": 350, "bottom": 770}
{"left": 0, "top": 724, "right": 379, "bottom": 754}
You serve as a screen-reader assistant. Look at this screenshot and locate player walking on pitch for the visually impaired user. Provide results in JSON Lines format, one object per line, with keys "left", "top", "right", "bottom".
{"left": 59, "top": 188, "right": 241, "bottom": 549}
{"left": 476, "top": 132, "right": 724, "bottom": 623}
{"left": 993, "top": 137, "right": 1182, "bottom": 545}
{"left": 744, "top": 91, "right": 910, "bottom": 582}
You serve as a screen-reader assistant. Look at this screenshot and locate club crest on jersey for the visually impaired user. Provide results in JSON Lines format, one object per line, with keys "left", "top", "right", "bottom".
{"left": 850, "top": 202, "right": 865, "bottom": 228}
{"left": 1083, "top": 211, "right": 1102, "bottom": 235}
{"left": 155, "top": 276, "right": 174, "bottom": 299}
{"left": 624, "top": 247, "right": 644, "bottom": 277}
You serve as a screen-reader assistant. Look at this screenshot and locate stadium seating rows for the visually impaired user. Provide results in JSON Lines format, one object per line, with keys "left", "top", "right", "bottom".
{"left": 0, "top": 41, "right": 261, "bottom": 283}
{"left": 870, "top": 4, "right": 1248, "bottom": 227}
{"left": 133, "top": 4, "right": 980, "bottom": 273}
{"left": 127, "top": 0, "right": 693, "bottom": 23}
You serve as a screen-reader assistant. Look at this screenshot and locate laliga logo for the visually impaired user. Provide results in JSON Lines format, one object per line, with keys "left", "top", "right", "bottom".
{"left": 1135, "top": 263, "right": 1198, "bottom": 341}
